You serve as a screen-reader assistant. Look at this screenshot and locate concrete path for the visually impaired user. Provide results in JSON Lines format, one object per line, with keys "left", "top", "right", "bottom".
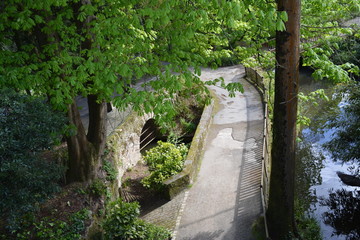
{"left": 175, "top": 65, "right": 264, "bottom": 240}
{"left": 343, "top": 17, "right": 360, "bottom": 28}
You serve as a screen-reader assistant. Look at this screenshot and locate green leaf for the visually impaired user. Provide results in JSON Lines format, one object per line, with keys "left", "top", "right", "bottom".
{"left": 276, "top": 19, "right": 286, "bottom": 31}
{"left": 279, "top": 11, "right": 288, "bottom": 22}
{"left": 78, "top": 12, "right": 87, "bottom": 22}
{"left": 119, "top": 64, "right": 130, "bottom": 77}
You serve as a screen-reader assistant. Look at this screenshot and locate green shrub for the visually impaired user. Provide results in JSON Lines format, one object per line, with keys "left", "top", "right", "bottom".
{"left": 180, "top": 118, "right": 197, "bottom": 133}
{"left": 14, "top": 209, "right": 90, "bottom": 240}
{"left": 88, "top": 179, "right": 107, "bottom": 198}
{"left": 0, "top": 89, "right": 66, "bottom": 231}
{"left": 103, "top": 160, "right": 118, "bottom": 182}
{"left": 294, "top": 199, "right": 322, "bottom": 240}
{"left": 141, "top": 141, "right": 188, "bottom": 189}
{"left": 159, "top": 87, "right": 208, "bottom": 138}
{"left": 103, "top": 200, "right": 171, "bottom": 240}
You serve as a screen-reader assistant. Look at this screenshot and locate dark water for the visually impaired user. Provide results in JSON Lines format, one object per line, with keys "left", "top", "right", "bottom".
{"left": 298, "top": 70, "right": 359, "bottom": 240}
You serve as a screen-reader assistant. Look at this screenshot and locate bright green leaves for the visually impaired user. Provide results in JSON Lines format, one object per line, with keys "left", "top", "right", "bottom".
{"left": 302, "top": 0, "right": 360, "bottom": 27}
{"left": 3, "top": 0, "right": 355, "bottom": 128}
{"left": 279, "top": 11, "right": 288, "bottom": 22}
{"left": 0, "top": 0, "right": 84, "bottom": 110}
{"left": 205, "top": 76, "right": 244, "bottom": 97}
{"left": 297, "top": 1, "right": 360, "bottom": 83}
{"left": 224, "top": 82, "right": 245, "bottom": 97}
{"left": 276, "top": 11, "right": 288, "bottom": 31}
{"left": 302, "top": 42, "right": 357, "bottom": 83}
{"left": 142, "top": 141, "right": 188, "bottom": 189}
{"left": 256, "top": 6, "right": 288, "bottom": 32}
{"left": 301, "top": 0, "right": 360, "bottom": 49}
{"left": 103, "top": 200, "right": 171, "bottom": 240}
{"left": 233, "top": 1, "right": 243, "bottom": 18}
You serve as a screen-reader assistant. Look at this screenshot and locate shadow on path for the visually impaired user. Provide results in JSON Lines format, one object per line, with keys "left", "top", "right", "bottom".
{"left": 176, "top": 66, "right": 264, "bottom": 240}
{"left": 180, "top": 230, "right": 225, "bottom": 240}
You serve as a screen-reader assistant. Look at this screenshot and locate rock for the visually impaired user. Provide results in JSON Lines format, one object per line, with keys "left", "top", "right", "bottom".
{"left": 337, "top": 171, "right": 360, "bottom": 187}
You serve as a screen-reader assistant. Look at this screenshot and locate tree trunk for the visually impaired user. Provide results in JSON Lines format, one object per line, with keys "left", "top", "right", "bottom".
{"left": 66, "top": 96, "right": 107, "bottom": 183}
{"left": 66, "top": 99, "right": 95, "bottom": 182}
{"left": 87, "top": 94, "right": 107, "bottom": 154}
{"left": 266, "top": 0, "right": 301, "bottom": 239}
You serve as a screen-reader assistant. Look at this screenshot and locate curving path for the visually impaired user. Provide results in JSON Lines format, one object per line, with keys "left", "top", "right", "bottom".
{"left": 174, "top": 65, "right": 264, "bottom": 240}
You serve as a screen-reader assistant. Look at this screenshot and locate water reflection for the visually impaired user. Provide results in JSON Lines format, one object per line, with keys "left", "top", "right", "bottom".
{"left": 295, "top": 139, "right": 324, "bottom": 208}
{"left": 320, "top": 189, "right": 360, "bottom": 240}
{"left": 298, "top": 71, "right": 360, "bottom": 239}
{"left": 323, "top": 83, "right": 360, "bottom": 171}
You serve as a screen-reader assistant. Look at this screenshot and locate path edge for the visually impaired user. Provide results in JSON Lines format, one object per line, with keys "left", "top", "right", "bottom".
{"left": 163, "top": 96, "right": 215, "bottom": 199}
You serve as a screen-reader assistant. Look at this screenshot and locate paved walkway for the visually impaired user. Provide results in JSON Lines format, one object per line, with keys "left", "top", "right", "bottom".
{"left": 142, "top": 65, "right": 265, "bottom": 240}
{"left": 343, "top": 16, "right": 360, "bottom": 28}
{"left": 174, "top": 65, "right": 264, "bottom": 240}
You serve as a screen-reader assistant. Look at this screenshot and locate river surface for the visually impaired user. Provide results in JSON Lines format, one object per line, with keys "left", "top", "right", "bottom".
{"left": 299, "top": 70, "right": 359, "bottom": 240}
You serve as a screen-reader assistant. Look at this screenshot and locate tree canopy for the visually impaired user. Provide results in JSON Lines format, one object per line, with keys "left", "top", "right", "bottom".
{"left": 0, "top": 0, "right": 286, "bottom": 182}
{"left": 0, "top": 0, "right": 253, "bottom": 111}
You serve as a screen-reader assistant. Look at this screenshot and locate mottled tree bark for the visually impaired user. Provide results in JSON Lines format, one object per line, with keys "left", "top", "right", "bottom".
{"left": 66, "top": 99, "right": 95, "bottom": 182}
{"left": 267, "top": 0, "right": 300, "bottom": 239}
{"left": 66, "top": 97, "right": 106, "bottom": 183}
{"left": 87, "top": 94, "right": 107, "bottom": 154}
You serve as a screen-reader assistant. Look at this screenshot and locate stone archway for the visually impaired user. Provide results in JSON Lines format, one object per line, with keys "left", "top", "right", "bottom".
{"left": 106, "top": 112, "right": 154, "bottom": 188}
{"left": 140, "top": 118, "right": 160, "bottom": 152}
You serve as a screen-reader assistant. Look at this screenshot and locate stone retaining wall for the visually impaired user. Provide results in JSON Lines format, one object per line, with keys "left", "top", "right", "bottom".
{"left": 106, "top": 111, "right": 153, "bottom": 191}
{"left": 163, "top": 99, "right": 215, "bottom": 199}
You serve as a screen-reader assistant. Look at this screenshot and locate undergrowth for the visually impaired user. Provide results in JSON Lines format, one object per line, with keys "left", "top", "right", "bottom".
{"left": 142, "top": 141, "right": 188, "bottom": 190}
{"left": 103, "top": 200, "right": 171, "bottom": 240}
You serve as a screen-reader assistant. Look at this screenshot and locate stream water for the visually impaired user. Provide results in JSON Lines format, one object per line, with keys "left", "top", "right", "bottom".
{"left": 299, "top": 70, "right": 359, "bottom": 240}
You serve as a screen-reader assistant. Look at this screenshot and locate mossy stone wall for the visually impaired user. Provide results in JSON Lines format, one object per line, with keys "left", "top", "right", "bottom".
{"left": 106, "top": 112, "right": 153, "bottom": 192}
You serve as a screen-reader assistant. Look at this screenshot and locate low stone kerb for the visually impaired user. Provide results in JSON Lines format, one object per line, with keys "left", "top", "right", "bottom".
{"left": 163, "top": 99, "right": 215, "bottom": 199}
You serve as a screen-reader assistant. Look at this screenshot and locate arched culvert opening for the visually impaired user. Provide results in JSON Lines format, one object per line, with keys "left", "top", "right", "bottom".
{"left": 140, "top": 119, "right": 160, "bottom": 152}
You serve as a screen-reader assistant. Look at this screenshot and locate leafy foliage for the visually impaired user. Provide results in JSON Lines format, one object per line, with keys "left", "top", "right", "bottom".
{"left": 302, "top": 43, "right": 358, "bottom": 83}
{"left": 0, "top": 89, "right": 66, "bottom": 231}
{"left": 331, "top": 35, "right": 360, "bottom": 77}
{"left": 300, "top": 0, "right": 360, "bottom": 83}
{"left": 102, "top": 160, "right": 118, "bottom": 182}
{"left": 142, "top": 141, "right": 188, "bottom": 189}
{"left": 302, "top": 0, "right": 360, "bottom": 27}
{"left": 103, "top": 200, "right": 171, "bottom": 240}
{"left": 294, "top": 203, "right": 322, "bottom": 240}
{"left": 12, "top": 209, "right": 90, "bottom": 240}
{"left": 297, "top": 89, "right": 331, "bottom": 127}
{"left": 0, "top": 0, "right": 249, "bottom": 182}
{"left": 0, "top": 0, "right": 248, "bottom": 113}
{"left": 87, "top": 179, "right": 107, "bottom": 198}
{"left": 242, "top": 0, "right": 360, "bottom": 84}
{"left": 160, "top": 88, "right": 207, "bottom": 138}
